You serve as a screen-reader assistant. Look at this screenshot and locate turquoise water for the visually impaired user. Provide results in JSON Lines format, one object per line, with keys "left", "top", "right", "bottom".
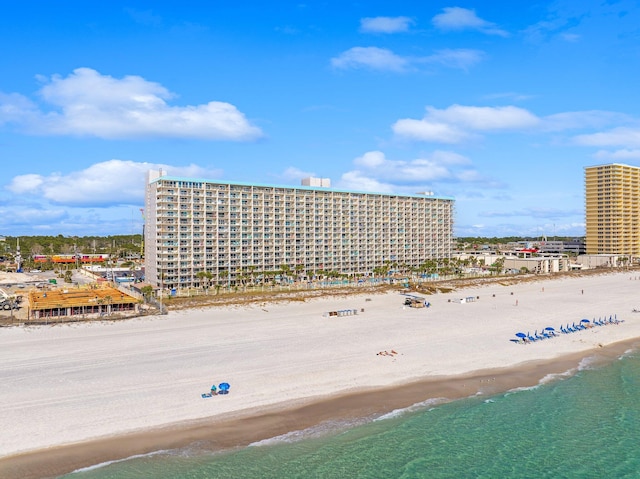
{"left": 63, "top": 350, "right": 640, "bottom": 479}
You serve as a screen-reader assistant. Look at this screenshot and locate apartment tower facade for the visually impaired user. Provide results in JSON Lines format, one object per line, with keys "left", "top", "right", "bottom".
{"left": 585, "top": 163, "right": 640, "bottom": 255}
{"left": 144, "top": 169, "right": 454, "bottom": 290}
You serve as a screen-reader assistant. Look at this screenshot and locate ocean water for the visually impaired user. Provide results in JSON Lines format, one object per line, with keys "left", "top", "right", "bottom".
{"left": 63, "top": 349, "right": 640, "bottom": 479}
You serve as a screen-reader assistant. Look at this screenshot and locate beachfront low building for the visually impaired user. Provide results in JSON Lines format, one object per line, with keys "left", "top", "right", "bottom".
{"left": 144, "top": 169, "right": 454, "bottom": 291}
{"left": 575, "top": 254, "right": 621, "bottom": 269}
{"left": 455, "top": 253, "right": 571, "bottom": 274}
{"left": 27, "top": 286, "right": 139, "bottom": 321}
{"left": 503, "top": 256, "right": 571, "bottom": 274}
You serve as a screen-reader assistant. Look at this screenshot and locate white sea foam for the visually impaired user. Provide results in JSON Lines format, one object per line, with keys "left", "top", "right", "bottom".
{"left": 504, "top": 381, "right": 546, "bottom": 396}
{"left": 577, "top": 355, "right": 601, "bottom": 371}
{"left": 248, "top": 417, "right": 369, "bottom": 447}
{"left": 70, "top": 449, "right": 171, "bottom": 473}
{"left": 374, "top": 397, "right": 449, "bottom": 421}
{"left": 538, "top": 367, "right": 578, "bottom": 385}
{"left": 619, "top": 348, "right": 639, "bottom": 360}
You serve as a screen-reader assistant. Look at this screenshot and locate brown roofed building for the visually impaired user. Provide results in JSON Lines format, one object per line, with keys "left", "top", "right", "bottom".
{"left": 28, "top": 286, "right": 139, "bottom": 320}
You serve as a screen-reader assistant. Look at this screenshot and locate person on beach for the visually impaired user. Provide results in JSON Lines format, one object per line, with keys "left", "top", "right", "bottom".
{"left": 210, "top": 385, "right": 218, "bottom": 395}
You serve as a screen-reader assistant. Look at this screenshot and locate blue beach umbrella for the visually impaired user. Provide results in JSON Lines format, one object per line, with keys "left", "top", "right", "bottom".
{"left": 219, "top": 382, "right": 230, "bottom": 391}
{"left": 545, "top": 327, "right": 555, "bottom": 331}
{"left": 581, "top": 319, "right": 590, "bottom": 323}
{"left": 515, "top": 332, "right": 526, "bottom": 338}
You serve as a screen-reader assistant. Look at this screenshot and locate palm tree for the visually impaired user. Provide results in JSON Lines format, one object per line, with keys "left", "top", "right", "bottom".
{"left": 490, "top": 257, "right": 505, "bottom": 275}
{"left": 279, "top": 263, "right": 292, "bottom": 285}
{"left": 220, "top": 269, "right": 231, "bottom": 291}
{"left": 294, "top": 264, "right": 305, "bottom": 282}
{"left": 247, "top": 265, "right": 257, "bottom": 287}
{"left": 104, "top": 295, "right": 112, "bottom": 316}
{"left": 196, "top": 271, "right": 213, "bottom": 293}
{"left": 140, "top": 285, "right": 153, "bottom": 300}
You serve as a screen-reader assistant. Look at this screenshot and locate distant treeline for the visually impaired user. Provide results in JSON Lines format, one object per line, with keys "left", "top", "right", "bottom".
{"left": 457, "top": 236, "right": 584, "bottom": 245}
{"left": 2, "top": 235, "right": 142, "bottom": 258}
{"left": 3, "top": 235, "right": 586, "bottom": 256}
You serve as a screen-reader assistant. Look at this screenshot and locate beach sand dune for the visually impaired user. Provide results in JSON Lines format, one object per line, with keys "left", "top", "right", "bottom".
{"left": 2, "top": 272, "right": 640, "bottom": 478}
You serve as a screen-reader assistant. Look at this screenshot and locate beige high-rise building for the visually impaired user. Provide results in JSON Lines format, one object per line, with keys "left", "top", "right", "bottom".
{"left": 144, "top": 169, "right": 454, "bottom": 290}
{"left": 585, "top": 163, "right": 640, "bottom": 255}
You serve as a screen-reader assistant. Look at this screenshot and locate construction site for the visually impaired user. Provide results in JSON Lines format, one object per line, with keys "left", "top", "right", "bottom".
{"left": 27, "top": 285, "right": 139, "bottom": 320}
{"left": 0, "top": 271, "right": 144, "bottom": 325}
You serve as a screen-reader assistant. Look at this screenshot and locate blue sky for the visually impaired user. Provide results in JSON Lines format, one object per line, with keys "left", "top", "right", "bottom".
{"left": 1, "top": 1, "right": 639, "bottom": 238}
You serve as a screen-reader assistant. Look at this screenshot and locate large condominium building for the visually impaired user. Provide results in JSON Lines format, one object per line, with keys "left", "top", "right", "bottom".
{"left": 585, "top": 163, "right": 640, "bottom": 255}
{"left": 144, "top": 169, "right": 454, "bottom": 290}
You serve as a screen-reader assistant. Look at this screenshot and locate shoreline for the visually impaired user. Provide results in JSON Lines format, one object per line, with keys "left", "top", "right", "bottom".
{"left": 2, "top": 337, "right": 639, "bottom": 479}
{"left": 3, "top": 271, "right": 640, "bottom": 478}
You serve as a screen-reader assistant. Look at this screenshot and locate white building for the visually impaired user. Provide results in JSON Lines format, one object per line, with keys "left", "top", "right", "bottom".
{"left": 144, "top": 170, "right": 454, "bottom": 290}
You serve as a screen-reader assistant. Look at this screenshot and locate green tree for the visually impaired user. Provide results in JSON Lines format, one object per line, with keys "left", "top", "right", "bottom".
{"left": 140, "top": 285, "right": 153, "bottom": 300}
{"left": 196, "top": 271, "right": 213, "bottom": 291}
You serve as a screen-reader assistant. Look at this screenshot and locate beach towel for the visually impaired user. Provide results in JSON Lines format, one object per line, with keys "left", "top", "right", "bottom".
{"left": 201, "top": 393, "right": 213, "bottom": 398}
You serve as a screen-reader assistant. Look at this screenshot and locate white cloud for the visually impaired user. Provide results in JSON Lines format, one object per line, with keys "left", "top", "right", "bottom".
{"left": 543, "top": 110, "right": 630, "bottom": 131}
{"left": 331, "top": 47, "right": 409, "bottom": 72}
{"left": 480, "top": 207, "right": 581, "bottom": 219}
{"left": 392, "top": 118, "right": 470, "bottom": 143}
{"left": 7, "top": 174, "right": 44, "bottom": 193}
{"left": 0, "top": 68, "right": 263, "bottom": 140}
{"left": 426, "top": 105, "right": 539, "bottom": 130}
{"left": 455, "top": 170, "right": 484, "bottom": 182}
{"left": 353, "top": 150, "right": 453, "bottom": 182}
{"left": 593, "top": 149, "right": 640, "bottom": 160}
{"left": 573, "top": 127, "right": 640, "bottom": 148}
{"left": 432, "top": 7, "right": 509, "bottom": 37}
{"left": 360, "top": 16, "right": 414, "bottom": 34}
{"left": 421, "top": 49, "right": 484, "bottom": 71}
{"left": 6, "top": 160, "right": 222, "bottom": 206}
{"left": 354, "top": 151, "right": 386, "bottom": 168}
{"left": 341, "top": 149, "right": 489, "bottom": 189}
{"left": 560, "top": 33, "right": 580, "bottom": 42}
{"left": 0, "top": 92, "right": 41, "bottom": 125}
{"left": 430, "top": 150, "right": 471, "bottom": 165}
{"left": 279, "top": 166, "right": 317, "bottom": 182}
{"left": 393, "top": 104, "right": 539, "bottom": 143}
{"left": 483, "top": 92, "right": 533, "bottom": 102}
{"left": 338, "top": 171, "right": 395, "bottom": 193}
{"left": 331, "top": 47, "right": 484, "bottom": 72}
{"left": 0, "top": 203, "right": 69, "bottom": 228}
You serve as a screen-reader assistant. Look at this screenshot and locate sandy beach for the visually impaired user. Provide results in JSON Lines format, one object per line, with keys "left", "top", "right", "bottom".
{"left": 3, "top": 271, "right": 640, "bottom": 479}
